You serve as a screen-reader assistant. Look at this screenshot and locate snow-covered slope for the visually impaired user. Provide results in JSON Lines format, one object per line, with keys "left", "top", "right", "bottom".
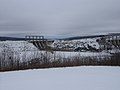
{"left": 0, "top": 41, "right": 37, "bottom": 52}
{"left": 53, "top": 38, "right": 100, "bottom": 50}
{"left": 0, "top": 41, "right": 110, "bottom": 60}
{"left": 0, "top": 66, "right": 120, "bottom": 90}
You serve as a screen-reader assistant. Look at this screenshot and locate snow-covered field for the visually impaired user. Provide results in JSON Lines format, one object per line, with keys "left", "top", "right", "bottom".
{"left": 0, "top": 66, "right": 120, "bottom": 90}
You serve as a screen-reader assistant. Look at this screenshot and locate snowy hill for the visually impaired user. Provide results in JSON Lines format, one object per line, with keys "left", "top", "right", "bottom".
{"left": 0, "top": 66, "right": 120, "bottom": 90}
{"left": 0, "top": 40, "right": 110, "bottom": 59}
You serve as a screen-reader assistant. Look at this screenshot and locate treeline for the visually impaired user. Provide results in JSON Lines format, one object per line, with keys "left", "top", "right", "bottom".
{"left": 0, "top": 45, "right": 120, "bottom": 72}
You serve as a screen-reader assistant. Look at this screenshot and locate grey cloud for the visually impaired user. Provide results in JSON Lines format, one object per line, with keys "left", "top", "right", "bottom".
{"left": 0, "top": 0, "right": 120, "bottom": 37}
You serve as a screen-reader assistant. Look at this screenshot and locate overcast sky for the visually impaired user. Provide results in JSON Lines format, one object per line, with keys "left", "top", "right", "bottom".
{"left": 0, "top": 0, "right": 120, "bottom": 37}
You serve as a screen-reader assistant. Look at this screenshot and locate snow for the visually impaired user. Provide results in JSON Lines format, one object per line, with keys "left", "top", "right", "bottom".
{"left": 0, "top": 66, "right": 120, "bottom": 90}
{"left": 0, "top": 41, "right": 110, "bottom": 57}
